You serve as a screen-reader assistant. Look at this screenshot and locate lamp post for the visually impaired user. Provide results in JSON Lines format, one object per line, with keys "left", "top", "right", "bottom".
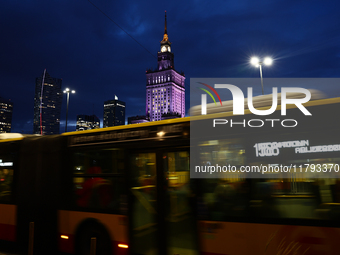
{"left": 63, "top": 88, "right": 75, "bottom": 132}
{"left": 250, "top": 57, "right": 273, "bottom": 95}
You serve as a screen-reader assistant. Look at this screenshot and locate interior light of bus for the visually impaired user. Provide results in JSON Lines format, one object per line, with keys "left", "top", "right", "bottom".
{"left": 157, "top": 131, "right": 165, "bottom": 137}
{"left": 118, "top": 244, "right": 128, "bottom": 248}
{"left": 60, "top": 235, "right": 69, "bottom": 240}
{"left": 169, "top": 176, "right": 178, "bottom": 180}
{"left": 0, "top": 162, "right": 13, "bottom": 166}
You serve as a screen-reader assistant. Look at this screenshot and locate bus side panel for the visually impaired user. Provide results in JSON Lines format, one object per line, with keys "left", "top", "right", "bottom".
{"left": 58, "top": 210, "right": 128, "bottom": 254}
{"left": 16, "top": 136, "right": 65, "bottom": 255}
{"left": 0, "top": 204, "right": 16, "bottom": 242}
{"left": 199, "top": 221, "right": 340, "bottom": 255}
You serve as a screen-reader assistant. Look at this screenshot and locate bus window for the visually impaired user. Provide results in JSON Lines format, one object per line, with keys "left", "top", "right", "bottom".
{"left": 197, "top": 136, "right": 340, "bottom": 221}
{"left": 73, "top": 148, "right": 125, "bottom": 174}
{"left": 164, "top": 151, "right": 190, "bottom": 188}
{"left": 75, "top": 176, "right": 125, "bottom": 211}
{"left": 130, "top": 152, "right": 157, "bottom": 255}
{"left": 163, "top": 150, "right": 199, "bottom": 254}
{"left": 197, "top": 139, "right": 247, "bottom": 220}
{"left": 0, "top": 155, "right": 14, "bottom": 202}
{"left": 72, "top": 148, "right": 126, "bottom": 213}
{"left": 198, "top": 138, "right": 246, "bottom": 171}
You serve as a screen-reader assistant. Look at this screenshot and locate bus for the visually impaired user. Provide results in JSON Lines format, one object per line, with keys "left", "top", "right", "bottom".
{"left": 191, "top": 95, "right": 340, "bottom": 255}
{"left": 0, "top": 96, "right": 340, "bottom": 255}
{"left": 0, "top": 118, "right": 196, "bottom": 255}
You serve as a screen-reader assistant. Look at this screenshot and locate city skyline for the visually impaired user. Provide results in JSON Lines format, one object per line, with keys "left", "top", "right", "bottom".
{"left": 2, "top": 1, "right": 340, "bottom": 133}
{"left": 76, "top": 114, "right": 100, "bottom": 131}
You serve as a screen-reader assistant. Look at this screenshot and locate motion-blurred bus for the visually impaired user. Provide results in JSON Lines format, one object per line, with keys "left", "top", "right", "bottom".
{"left": 0, "top": 95, "right": 340, "bottom": 255}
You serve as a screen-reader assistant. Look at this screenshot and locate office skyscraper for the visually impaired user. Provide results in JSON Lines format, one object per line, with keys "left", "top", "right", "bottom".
{"left": 145, "top": 12, "right": 185, "bottom": 121}
{"left": 33, "top": 70, "right": 62, "bottom": 135}
{"left": 0, "top": 98, "right": 13, "bottom": 133}
{"left": 103, "top": 96, "right": 126, "bottom": 127}
{"left": 76, "top": 115, "right": 100, "bottom": 131}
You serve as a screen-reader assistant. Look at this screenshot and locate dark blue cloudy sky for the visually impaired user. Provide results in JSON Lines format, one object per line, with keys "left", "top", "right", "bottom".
{"left": 1, "top": 0, "right": 340, "bottom": 133}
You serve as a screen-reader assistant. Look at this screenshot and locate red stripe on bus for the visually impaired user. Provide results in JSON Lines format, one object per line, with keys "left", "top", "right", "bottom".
{"left": 0, "top": 223, "right": 16, "bottom": 242}
{"left": 297, "top": 236, "right": 325, "bottom": 245}
{"left": 202, "top": 252, "right": 228, "bottom": 255}
{"left": 59, "top": 235, "right": 128, "bottom": 255}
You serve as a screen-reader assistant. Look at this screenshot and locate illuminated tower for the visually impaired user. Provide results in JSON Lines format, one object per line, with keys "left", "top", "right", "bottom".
{"left": 145, "top": 11, "right": 185, "bottom": 121}
{"left": 33, "top": 70, "right": 62, "bottom": 135}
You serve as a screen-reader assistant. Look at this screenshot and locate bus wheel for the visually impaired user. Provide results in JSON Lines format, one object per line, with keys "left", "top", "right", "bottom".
{"left": 75, "top": 222, "right": 113, "bottom": 255}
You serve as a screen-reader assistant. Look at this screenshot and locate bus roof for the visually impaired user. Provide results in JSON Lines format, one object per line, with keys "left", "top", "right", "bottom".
{"left": 0, "top": 133, "right": 24, "bottom": 142}
{"left": 62, "top": 116, "right": 191, "bottom": 136}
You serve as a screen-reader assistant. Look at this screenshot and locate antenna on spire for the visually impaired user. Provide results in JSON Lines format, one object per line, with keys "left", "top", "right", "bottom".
{"left": 164, "top": 11, "right": 167, "bottom": 35}
{"left": 162, "top": 11, "right": 169, "bottom": 42}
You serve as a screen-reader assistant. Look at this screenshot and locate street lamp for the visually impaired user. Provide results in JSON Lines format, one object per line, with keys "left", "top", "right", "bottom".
{"left": 250, "top": 57, "right": 273, "bottom": 95}
{"left": 63, "top": 88, "right": 75, "bottom": 132}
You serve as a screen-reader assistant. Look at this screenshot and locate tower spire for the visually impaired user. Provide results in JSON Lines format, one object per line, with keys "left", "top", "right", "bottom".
{"left": 164, "top": 11, "right": 167, "bottom": 35}
{"left": 162, "top": 11, "right": 168, "bottom": 42}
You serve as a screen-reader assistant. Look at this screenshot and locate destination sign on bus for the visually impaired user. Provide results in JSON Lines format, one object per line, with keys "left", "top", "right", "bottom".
{"left": 254, "top": 140, "right": 340, "bottom": 157}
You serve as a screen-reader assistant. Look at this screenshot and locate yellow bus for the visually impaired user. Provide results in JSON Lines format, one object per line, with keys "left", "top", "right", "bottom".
{"left": 0, "top": 118, "right": 195, "bottom": 255}
{"left": 0, "top": 96, "right": 340, "bottom": 255}
{"left": 191, "top": 96, "right": 340, "bottom": 255}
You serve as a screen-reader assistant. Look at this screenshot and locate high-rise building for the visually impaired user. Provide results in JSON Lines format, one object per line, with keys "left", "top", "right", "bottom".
{"left": 103, "top": 96, "right": 126, "bottom": 127}
{"left": 76, "top": 115, "right": 100, "bottom": 131}
{"left": 33, "top": 70, "right": 62, "bottom": 135}
{"left": 0, "top": 98, "right": 13, "bottom": 133}
{"left": 145, "top": 11, "right": 185, "bottom": 121}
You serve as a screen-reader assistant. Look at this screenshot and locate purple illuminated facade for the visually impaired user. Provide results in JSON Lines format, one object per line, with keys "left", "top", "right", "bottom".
{"left": 145, "top": 12, "right": 185, "bottom": 121}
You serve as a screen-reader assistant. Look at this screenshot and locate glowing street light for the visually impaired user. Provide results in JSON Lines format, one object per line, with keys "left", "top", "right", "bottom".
{"left": 250, "top": 57, "right": 273, "bottom": 95}
{"left": 63, "top": 88, "right": 75, "bottom": 132}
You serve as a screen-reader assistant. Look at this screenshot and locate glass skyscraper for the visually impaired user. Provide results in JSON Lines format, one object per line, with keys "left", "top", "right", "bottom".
{"left": 103, "top": 96, "right": 126, "bottom": 127}
{"left": 33, "top": 70, "right": 62, "bottom": 135}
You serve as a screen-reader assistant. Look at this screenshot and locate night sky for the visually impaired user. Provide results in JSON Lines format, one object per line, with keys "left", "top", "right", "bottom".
{"left": 1, "top": 0, "right": 340, "bottom": 133}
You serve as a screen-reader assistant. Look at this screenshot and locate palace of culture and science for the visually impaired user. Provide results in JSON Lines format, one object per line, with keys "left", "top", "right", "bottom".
{"left": 130, "top": 12, "right": 185, "bottom": 124}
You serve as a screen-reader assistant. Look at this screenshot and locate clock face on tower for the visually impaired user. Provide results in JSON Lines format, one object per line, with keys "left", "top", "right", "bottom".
{"left": 161, "top": 46, "right": 167, "bottom": 52}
